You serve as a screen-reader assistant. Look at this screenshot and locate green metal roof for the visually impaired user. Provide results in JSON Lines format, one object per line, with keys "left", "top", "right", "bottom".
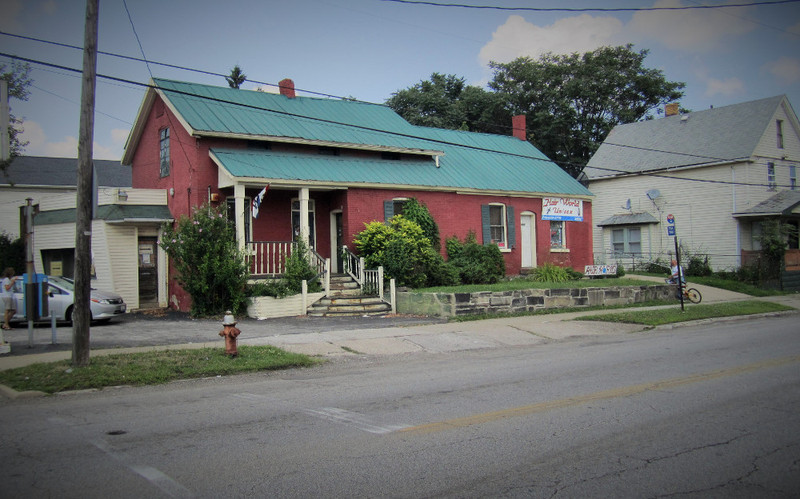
{"left": 154, "top": 78, "right": 591, "bottom": 197}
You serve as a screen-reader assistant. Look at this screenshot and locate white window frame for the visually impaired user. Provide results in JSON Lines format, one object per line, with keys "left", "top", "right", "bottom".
{"left": 488, "top": 203, "right": 508, "bottom": 250}
{"left": 611, "top": 227, "right": 642, "bottom": 256}
{"left": 767, "top": 162, "right": 776, "bottom": 191}
{"left": 159, "top": 127, "right": 170, "bottom": 177}
{"left": 291, "top": 198, "right": 316, "bottom": 249}
{"left": 550, "top": 220, "right": 567, "bottom": 251}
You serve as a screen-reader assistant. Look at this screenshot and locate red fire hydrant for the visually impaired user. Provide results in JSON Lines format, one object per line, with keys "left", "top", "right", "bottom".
{"left": 219, "top": 311, "right": 241, "bottom": 357}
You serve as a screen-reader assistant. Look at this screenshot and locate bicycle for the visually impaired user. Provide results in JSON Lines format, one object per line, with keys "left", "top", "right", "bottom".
{"left": 666, "top": 278, "right": 702, "bottom": 304}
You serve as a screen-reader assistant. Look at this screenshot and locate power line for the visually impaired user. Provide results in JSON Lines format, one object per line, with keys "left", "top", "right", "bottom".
{"left": 1, "top": 51, "right": 796, "bottom": 190}
{"left": 380, "top": 0, "right": 800, "bottom": 12}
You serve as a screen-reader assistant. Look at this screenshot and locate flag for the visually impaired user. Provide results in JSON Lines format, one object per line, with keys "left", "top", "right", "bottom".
{"left": 251, "top": 184, "right": 269, "bottom": 219}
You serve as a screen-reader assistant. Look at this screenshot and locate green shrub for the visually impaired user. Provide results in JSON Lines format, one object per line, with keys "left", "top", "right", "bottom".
{"left": 565, "top": 267, "right": 584, "bottom": 281}
{"left": 0, "top": 232, "right": 24, "bottom": 274}
{"left": 685, "top": 253, "right": 712, "bottom": 277}
{"left": 529, "top": 262, "right": 571, "bottom": 283}
{"left": 247, "top": 280, "right": 292, "bottom": 299}
{"left": 283, "top": 239, "right": 321, "bottom": 294}
{"left": 401, "top": 198, "right": 441, "bottom": 251}
{"left": 160, "top": 204, "right": 250, "bottom": 317}
{"left": 640, "top": 258, "right": 670, "bottom": 275}
{"left": 615, "top": 264, "right": 626, "bottom": 277}
{"left": 354, "top": 215, "right": 450, "bottom": 288}
{"left": 446, "top": 232, "right": 506, "bottom": 284}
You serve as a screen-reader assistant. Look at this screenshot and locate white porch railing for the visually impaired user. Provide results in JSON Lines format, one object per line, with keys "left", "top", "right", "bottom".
{"left": 341, "top": 246, "right": 395, "bottom": 311}
{"left": 248, "top": 241, "right": 327, "bottom": 276}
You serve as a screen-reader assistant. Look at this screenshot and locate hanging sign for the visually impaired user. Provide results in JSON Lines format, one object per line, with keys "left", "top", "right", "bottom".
{"left": 542, "top": 198, "right": 583, "bottom": 222}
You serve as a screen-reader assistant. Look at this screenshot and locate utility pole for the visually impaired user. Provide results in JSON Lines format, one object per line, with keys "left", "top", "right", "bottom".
{"left": 1, "top": 79, "right": 9, "bottom": 161}
{"left": 73, "top": 0, "right": 99, "bottom": 367}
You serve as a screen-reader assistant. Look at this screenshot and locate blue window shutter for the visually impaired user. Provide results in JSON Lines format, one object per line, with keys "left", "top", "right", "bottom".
{"left": 481, "top": 205, "right": 491, "bottom": 245}
{"left": 384, "top": 200, "right": 394, "bottom": 222}
{"left": 506, "top": 205, "right": 515, "bottom": 248}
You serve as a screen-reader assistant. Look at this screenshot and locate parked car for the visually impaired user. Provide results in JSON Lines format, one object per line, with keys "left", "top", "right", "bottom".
{"left": 10, "top": 276, "right": 127, "bottom": 324}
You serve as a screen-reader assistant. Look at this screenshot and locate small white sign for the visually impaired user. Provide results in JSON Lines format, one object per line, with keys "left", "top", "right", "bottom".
{"left": 584, "top": 264, "right": 617, "bottom": 276}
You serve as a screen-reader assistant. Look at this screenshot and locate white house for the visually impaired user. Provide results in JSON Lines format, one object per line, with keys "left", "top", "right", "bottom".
{"left": 32, "top": 188, "right": 172, "bottom": 310}
{"left": 0, "top": 156, "right": 130, "bottom": 238}
{"left": 584, "top": 95, "right": 800, "bottom": 272}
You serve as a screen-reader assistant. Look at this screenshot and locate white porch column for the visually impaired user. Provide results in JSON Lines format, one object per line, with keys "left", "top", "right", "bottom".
{"left": 299, "top": 187, "right": 310, "bottom": 248}
{"left": 234, "top": 183, "right": 246, "bottom": 252}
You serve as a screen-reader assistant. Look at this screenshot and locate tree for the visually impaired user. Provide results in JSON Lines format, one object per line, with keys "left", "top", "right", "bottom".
{"left": 226, "top": 65, "right": 247, "bottom": 89}
{"left": 1, "top": 61, "right": 33, "bottom": 172}
{"left": 386, "top": 73, "right": 510, "bottom": 134}
{"left": 489, "top": 45, "right": 685, "bottom": 177}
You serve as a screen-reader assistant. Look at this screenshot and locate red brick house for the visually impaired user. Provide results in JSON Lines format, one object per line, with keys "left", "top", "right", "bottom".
{"left": 123, "top": 78, "right": 593, "bottom": 311}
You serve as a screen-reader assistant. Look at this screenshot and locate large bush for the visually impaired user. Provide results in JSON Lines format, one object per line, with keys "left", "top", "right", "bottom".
{"left": 283, "top": 239, "right": 321, "bottom": 294}
{"left": 401, "top": 198, "right": 441, "bottom": 251}
{"left": 355, "top": 215, "right": 456, "bottom": 288}
{"left": 160, "top": 204, "right": 250, "bottom": 317}
{"left": 445, "top": 232, "right": 505, "bottom": 284}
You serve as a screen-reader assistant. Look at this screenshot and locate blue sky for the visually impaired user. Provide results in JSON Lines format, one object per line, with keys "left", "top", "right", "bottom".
{"left": 1, "top": 0, "right": 799, "bottom": 161}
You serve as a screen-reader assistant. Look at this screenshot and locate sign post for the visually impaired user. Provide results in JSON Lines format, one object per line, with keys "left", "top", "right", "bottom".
{"left": 667, "top": 214, "right": 684, "bottom": 311}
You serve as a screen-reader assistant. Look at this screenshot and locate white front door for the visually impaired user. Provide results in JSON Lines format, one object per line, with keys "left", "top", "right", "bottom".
{"left": 520, "top": 213, "right": 537, "bottom": 268}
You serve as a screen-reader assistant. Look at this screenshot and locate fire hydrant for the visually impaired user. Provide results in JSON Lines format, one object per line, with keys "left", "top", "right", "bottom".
{"left": 219, "top": 311, "right": 241, "bottom": 357}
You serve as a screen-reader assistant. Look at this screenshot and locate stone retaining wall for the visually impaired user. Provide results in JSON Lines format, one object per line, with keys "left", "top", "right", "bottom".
{"left": 397, "top": 284, "right": 675, "bottom": 318}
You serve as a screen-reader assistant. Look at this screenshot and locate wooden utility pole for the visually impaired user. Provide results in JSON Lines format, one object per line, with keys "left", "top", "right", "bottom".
{"left": 73, "top": 0, "right": 99, "bottom": 366}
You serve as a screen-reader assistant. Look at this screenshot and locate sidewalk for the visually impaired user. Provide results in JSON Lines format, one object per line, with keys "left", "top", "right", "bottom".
{"left": 1, "top": 277, "right": 797, "bottom": 373}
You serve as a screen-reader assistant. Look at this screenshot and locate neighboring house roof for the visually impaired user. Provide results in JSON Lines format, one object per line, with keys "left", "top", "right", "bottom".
{"left": 34, "top": 205, "right": 173, "bottom": 225}
{"left": 585, "top": 95, "right": 793, "bottom": 179}
{"left": 597, "top": 212, "right": 659, "bottom": 227}
{"left": 126, "top": 78, "right": 591, "bottom": 197}
{"left": 1, "top": 156, "right": 130, "bottom": 187}
{"left": 733, "top": 190, "right": 800, "bottom": 218}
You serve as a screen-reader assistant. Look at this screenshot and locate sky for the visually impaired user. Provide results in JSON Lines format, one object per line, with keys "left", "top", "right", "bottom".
{"left": 1, "top": 0, "right": 799, "bottom": 161}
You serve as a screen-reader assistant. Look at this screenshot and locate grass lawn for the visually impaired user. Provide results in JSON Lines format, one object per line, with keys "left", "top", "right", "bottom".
{"left": 417, "top": 277, "right": 655, "bottom": 294}
{"left": 575, "top": 300, "right": 793, "bottom": 326}
{"left": 0, "top": 345, "right": 318, "bottom": 395}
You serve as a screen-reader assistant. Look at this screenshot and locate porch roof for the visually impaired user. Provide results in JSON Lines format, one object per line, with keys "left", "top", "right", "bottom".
{"left": 733, "top": 190, "right": 800, "bottom": 218}
{"left": 34, "top": 205, "right": 173, "bottom": 226}
{"left": 597, "top": 212, "right": 659, "bottom": 227}
{"left": 210, "top": 147, "right": 592, "bottom": 196}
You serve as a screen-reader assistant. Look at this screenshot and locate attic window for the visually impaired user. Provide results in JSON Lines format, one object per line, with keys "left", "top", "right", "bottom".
{"left": 318, "top": 146, "right": 340, "bottom": 156}
{"left": 381, "top": 151, "right": 401, "bottom": 161}
{"left": 247, "top": 140, "right": 271, "bottom": 150}
{"left": 767, "top": 162, "right": 776, "bottom": 191}
{"left": 777, "top": 120, "right": 784, "bottom": 149}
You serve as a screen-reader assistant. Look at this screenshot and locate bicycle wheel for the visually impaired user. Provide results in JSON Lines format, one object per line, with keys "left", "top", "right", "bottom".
{"left": 686, "top": 288, "right": 702, "bottom": 304}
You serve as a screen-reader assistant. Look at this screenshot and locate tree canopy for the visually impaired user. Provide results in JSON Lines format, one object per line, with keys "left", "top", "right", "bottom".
{"left": 385, "top": 73, "right": 510, "bottom": 134}
{"left": 1, "top": 61, "right": 33, "bottom": 171}
{"left": 385, "top": 45, "right": 685, "bottom": 178}
{"left": 226, "top": 65, "right": 247, "bottom": 89}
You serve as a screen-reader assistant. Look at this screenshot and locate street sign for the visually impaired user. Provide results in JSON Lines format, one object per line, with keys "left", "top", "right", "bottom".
{"left": 667, "top": 214, "right": 675, "bottom": 224}
{"left": 668, "top": 226, "right": 676, "bottom": 236}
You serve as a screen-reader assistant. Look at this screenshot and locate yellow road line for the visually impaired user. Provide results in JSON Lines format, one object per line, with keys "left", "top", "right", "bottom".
{"left": 398, "top": 354, "right": 800, "bottom": 435}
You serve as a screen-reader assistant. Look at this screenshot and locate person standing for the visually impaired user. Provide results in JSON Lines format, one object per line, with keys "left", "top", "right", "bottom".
{"left": 2, "top": 267, "right": 18, "bottom": 330}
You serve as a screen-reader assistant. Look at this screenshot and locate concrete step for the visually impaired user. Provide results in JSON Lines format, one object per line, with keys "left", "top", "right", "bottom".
{"left": 309, "top": 295, "right": 391, "bottom": 317}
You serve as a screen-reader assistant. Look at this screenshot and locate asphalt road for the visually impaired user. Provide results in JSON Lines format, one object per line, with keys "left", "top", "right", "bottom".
{"left": 1, "top": 314, "right": 798, "bottom": 497}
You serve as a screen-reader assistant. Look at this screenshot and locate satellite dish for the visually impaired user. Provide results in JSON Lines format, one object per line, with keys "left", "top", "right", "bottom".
{"left": 621, "top": 198, "right": 631, "bottom": 210}
{"left": 646, "top": 189, "right": 661, "bottom": 200}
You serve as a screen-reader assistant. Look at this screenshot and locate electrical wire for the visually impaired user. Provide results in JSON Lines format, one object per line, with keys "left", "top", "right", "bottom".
{"left": 380, "top": 0, "right": 800, "bottom": 12}
{"left": 1, "top": 51, "right": 797, "bottom": 190}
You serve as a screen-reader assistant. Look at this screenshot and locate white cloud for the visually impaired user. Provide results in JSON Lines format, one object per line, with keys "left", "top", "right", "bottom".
{"left": 478, "top": 14, "right": 623, "bottom": 65}
{"left": 763, "top": 57, "right": 800, "bottom": 85}
{"left": 19, "top": 121, "right": 121, "bottom": 160}
{"left": 629, "top": 0, "right": 756, "bottom": 52}
{"left": 695, "top": 69, "right": 745, "bottom": 98}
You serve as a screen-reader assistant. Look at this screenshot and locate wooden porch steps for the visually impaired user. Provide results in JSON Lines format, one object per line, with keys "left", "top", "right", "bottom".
{"left": 309, "top": 274, "right": 392, "bottom": 317}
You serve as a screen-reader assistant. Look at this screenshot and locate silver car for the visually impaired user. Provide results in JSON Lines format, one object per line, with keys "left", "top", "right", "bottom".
{"left": 11, "top": 276, "right": 127, "bottom": 324}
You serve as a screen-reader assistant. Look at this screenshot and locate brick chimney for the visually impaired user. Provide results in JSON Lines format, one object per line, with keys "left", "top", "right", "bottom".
{"left": 665, "top": 103, "right": 679, "bottom": 117}
{"left": 279, "top": 78, "right": 296, "bottom": 98}
{"left": 512, "top": 115, "right": 526, "bottom": 140}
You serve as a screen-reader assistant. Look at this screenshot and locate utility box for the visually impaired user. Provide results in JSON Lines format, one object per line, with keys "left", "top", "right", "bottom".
{"left": 22, "top": 273, "right": 49, "bottom": 321}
